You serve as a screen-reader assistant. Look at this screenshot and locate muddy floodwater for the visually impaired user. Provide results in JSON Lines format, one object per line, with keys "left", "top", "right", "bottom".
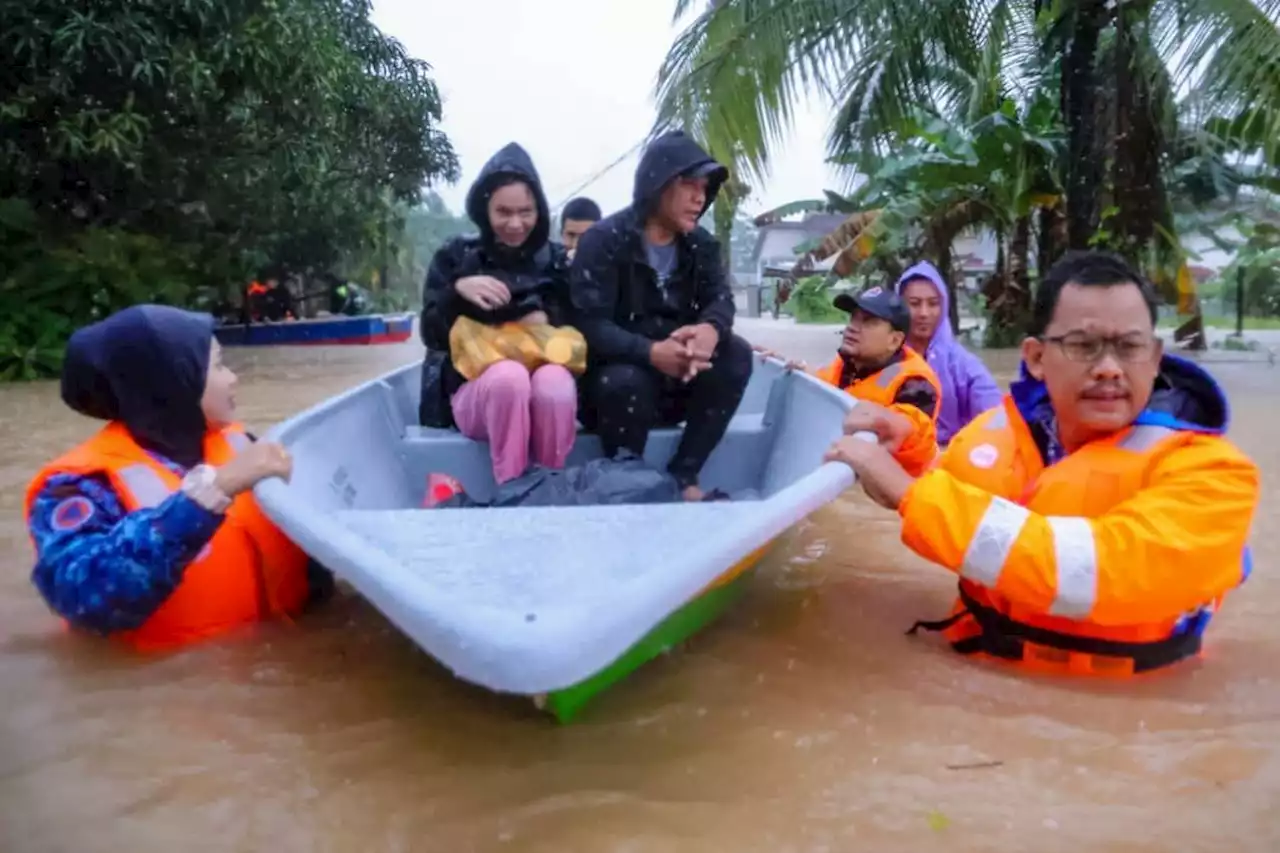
{"left": 1, "top": 320, "right": 1277, "bottom": 853}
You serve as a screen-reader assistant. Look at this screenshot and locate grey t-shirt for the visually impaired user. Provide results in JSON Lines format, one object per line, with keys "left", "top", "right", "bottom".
{"left": 644, "top": 240, "right": 678, "bottom": 288}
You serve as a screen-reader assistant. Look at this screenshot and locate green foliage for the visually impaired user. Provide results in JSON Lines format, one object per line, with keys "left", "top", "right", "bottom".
{"left": 400, "top": 193, "right": 475, "bottom": 277}
{"left": 789, "top": 275, "right": 847, "bottom": 324}
{"left": 1214, "top": 222, "right": 1280, "bottom": 317}
{"left": 0, "top": 198, "right": 199, "bottom": 379}
{"left": 338, "top": 191, "right": 472, "bottom": 306}
{"left": 819, "top": 101, "right": 1059, "bottom": 341}
{"left": 0, "top": 0, "right": 458, "bottom": 378}
{"left": 849, "top": 99, "right": 1063, "bottom": 229}
{"left": 982, "top": 305, "right": 1027, "bottom": 348}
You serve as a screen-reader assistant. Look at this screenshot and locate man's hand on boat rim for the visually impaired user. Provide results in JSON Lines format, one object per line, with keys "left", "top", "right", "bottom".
{"left": 823, "top": 437, "right": 913, "bottom": 510}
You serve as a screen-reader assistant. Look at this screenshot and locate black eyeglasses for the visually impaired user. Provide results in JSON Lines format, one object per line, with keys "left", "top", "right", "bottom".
{"left": 1041, "top": 332, "right": 1159, "bottom": 363}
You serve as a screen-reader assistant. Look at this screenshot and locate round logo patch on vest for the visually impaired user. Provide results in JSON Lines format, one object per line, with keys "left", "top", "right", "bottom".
{"left": 968, "top": 443, "right": 999, "bottom": 469}
{"left": 51, "top": 496, "right": 95, "bottom": 532}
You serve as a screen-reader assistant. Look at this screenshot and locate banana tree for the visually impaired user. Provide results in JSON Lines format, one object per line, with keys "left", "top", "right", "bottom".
{"left": 815, "top": 98, "right": 1064, "bottom": 341}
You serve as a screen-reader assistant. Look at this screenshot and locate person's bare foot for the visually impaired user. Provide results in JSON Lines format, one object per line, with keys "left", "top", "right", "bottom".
{"left": 681, "top": 485, "right": 704, "bottom": 502}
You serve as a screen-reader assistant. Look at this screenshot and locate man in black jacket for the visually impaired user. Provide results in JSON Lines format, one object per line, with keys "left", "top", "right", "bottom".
{"left": 570, "top": 131, "right": 753, "bottom": 501}
{"left": 559, "top": 196, "right": 601, "bottom": 261}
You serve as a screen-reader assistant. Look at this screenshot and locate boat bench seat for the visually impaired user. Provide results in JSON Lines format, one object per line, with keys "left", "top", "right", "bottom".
{"left": 400, "top": 412, "right": 773, "bottom": 498}
{"left": 403, "top": 412, "right": 768, "bottom": 456}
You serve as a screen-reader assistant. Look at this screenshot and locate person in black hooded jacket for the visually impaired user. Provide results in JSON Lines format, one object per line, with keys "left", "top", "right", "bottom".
{"left": 418, "top": 142, "right": 579, "bottom": 484}
{"left": 570, "top": 131, "right": 753, "bottom": 501}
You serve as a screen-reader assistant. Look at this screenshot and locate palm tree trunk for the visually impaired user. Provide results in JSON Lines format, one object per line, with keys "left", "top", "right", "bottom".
{"left": 1009, "top": 214, "right": 1032, "bottom": 316}
{"left": 714, "top": 200, "right": 734, "bottom": 273}
{"left": 1036, "top": 203, "right": 1068, "bottom": 276}
{"left": 976, "top": 216, "right": 1034, "bottom": 346}
{"left": 1109, "top": 4, "right": 1166, "bottom": 259}
{"left": 1063, "top": 0, "right": 1108, "bottom": 249}
{"left": 923, "top": 201, "right": 985, "bottom": 334}
{"left": 714, "top": 174, "right": 747, "bottom": 276}
{"left": 982, "top": 225, "right": 1031, "bottom": 348}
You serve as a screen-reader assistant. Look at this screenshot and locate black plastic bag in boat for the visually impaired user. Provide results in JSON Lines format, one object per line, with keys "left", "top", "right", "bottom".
{"left": 437, "top": 452, "right": 683, "bottom": 508}
{"left": 417, "top": 349, "right": 454, "bottom": 429}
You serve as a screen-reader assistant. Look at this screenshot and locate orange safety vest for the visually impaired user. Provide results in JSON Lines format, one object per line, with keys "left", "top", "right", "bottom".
{"left": 900, "top": 400, "right": 1259, "bottom": 676}
{"left": 814, "top": 346, "right": 940, "bottom": 407}
{"left": 815, "top": 347, "right": 942, "bottom": 476}
{"left": 25, "top": 422, "right": 311, "bottom": 651}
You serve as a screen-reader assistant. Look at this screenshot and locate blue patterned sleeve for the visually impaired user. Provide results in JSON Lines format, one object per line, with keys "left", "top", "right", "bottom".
{"left": 28, "top": 473, "right": 225, "bottom": 636}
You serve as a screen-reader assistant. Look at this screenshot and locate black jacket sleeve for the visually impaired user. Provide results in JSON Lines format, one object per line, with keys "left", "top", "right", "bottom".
{"left": 690, "top": 230, "right": 736, "bottom": 338}
{"left": 569, "top": 225, "right": 654, "bottom": 366}
{"left": 893, "top": 377, "right": 939, "bottom": 418}
{"left": 420, "top": 237, "right": 467, "bottom": 349}
{"left": 542, "top": 244, "right": 573, "bottom": 327}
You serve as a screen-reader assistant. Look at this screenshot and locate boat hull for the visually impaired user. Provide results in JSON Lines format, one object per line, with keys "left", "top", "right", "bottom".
{"left": 543, "top": 541, "right": 771, "bottom": 723}
{"left": 254, "top": 355, "right": 859, "bottom": 721}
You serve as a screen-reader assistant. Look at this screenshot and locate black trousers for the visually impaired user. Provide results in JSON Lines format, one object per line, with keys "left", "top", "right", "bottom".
{"left": 580, "top": 333, "right": 754, "bottom": 488}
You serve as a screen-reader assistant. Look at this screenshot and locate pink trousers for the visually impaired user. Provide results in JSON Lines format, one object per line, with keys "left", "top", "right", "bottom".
{"left": 451, "top": 360, "right": 578, "bottom": 483}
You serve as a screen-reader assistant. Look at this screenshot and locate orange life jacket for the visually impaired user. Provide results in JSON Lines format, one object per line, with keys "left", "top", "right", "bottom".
{"left": 900, "top": 399, "right": 1260, "bottom": 676}
{"left": 815, "top": 347, "right": 942, "bottom": 476}
{"left": 25, "top": 422, "right": 311, "bottom": 651}
{"left": 814, "top": 346, "right": 938, "bottom": 405}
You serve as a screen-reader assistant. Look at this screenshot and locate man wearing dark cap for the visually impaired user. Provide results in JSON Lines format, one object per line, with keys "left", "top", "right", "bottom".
{"left": 811, "top": 284, "right": 942, "bottom": 476}
{"left": 559, "top": 197, "right": 602, "bottom": 261}
{"left": 569, "top": 130, "right": 753, "bottom": 501}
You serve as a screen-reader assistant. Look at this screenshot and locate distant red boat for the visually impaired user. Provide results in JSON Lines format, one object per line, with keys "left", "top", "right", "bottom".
{"left": 215, "top": 313, "right": 416, "bottom": 347}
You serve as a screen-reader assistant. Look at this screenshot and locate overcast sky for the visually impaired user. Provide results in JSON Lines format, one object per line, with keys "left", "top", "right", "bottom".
{"left": 371, "top": 0, "right": 845, "bottom": 220}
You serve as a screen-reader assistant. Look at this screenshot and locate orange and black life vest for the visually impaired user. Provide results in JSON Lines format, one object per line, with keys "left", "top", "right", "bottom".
{"left": 26, "top": 423, "right": 311, "bottom": 651}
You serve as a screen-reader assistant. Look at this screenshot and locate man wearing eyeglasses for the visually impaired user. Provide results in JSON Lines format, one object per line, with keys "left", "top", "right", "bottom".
{"left": 825, "top": 250, "right": 1260, "bottom": 677}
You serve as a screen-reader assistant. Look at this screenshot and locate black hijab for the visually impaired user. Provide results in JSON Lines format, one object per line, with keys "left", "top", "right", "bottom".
{"left": 61, "top": 305, "right": 215, "bottom": 469}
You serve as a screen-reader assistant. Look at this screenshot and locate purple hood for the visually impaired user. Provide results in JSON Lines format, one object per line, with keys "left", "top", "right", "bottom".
{"left": 895, "top": 261, "right": 1004, "bottom": 444}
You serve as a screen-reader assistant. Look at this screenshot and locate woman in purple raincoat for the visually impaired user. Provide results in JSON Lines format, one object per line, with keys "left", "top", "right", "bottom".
{"left": 895, "top": 262, "right": 1003, "bottom": 446}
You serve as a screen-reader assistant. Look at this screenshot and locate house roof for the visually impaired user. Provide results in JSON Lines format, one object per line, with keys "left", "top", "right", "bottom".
{"left": 750, "top": 213, "right": 850, "bottom": 262}
{"left": 1188, "top": 264, "right": 1215, "bottom": 282}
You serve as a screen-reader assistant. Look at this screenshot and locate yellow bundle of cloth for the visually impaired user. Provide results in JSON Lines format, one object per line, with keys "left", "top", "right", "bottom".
{"left": 448, "top": 315, "right": 588, "bottom": 381}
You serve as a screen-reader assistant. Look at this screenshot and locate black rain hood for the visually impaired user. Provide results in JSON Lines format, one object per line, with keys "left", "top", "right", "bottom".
{"left": 61, "top": 305, "right": 216, "bottom": 469}
{"left": 632, "top": 131, "right": 728, "bottom": 218}
{"left": 464, "top": 142, "right": 551, "bottom": 265}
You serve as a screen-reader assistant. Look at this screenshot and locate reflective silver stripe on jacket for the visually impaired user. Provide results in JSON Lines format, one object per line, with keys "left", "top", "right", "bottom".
{"left": 1117, "top": 424, "right": 1175, "bottom": 452}
{"left": 984, "top": 408, "right": 1009, "bottom": 430}
{"left": 1045, "top": 516, "right": 1098, "bottom": 618}
{"left": 224, "top": 430, "right": 251, "bottom": 453}
{"left": 112, "top": 428, "right": 249, "bottom": 509}
{"left": 876, "top": 362, "right": 903, "bottom": 387}
{"left": 959, "top": 497, "right": 1030, "bottom": 586}
{"left": 958, "top": 419, "right": 1177, "bottom": 619}
{"left": 959, "top": 498, "right": 1101, "bottom": 620}
{"left": 116, "top": 464, "right": 174, "bottom": 509}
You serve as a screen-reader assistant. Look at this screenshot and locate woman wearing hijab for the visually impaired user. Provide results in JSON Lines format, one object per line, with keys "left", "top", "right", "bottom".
{"left": 895, "top": 261, "right": 1003, "bottom": 445}
{"left": 25, "top": 305, "right": 331, "bottom": 650}
{"left": 418, "top": 142, "right": 580, "bottom": 484}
